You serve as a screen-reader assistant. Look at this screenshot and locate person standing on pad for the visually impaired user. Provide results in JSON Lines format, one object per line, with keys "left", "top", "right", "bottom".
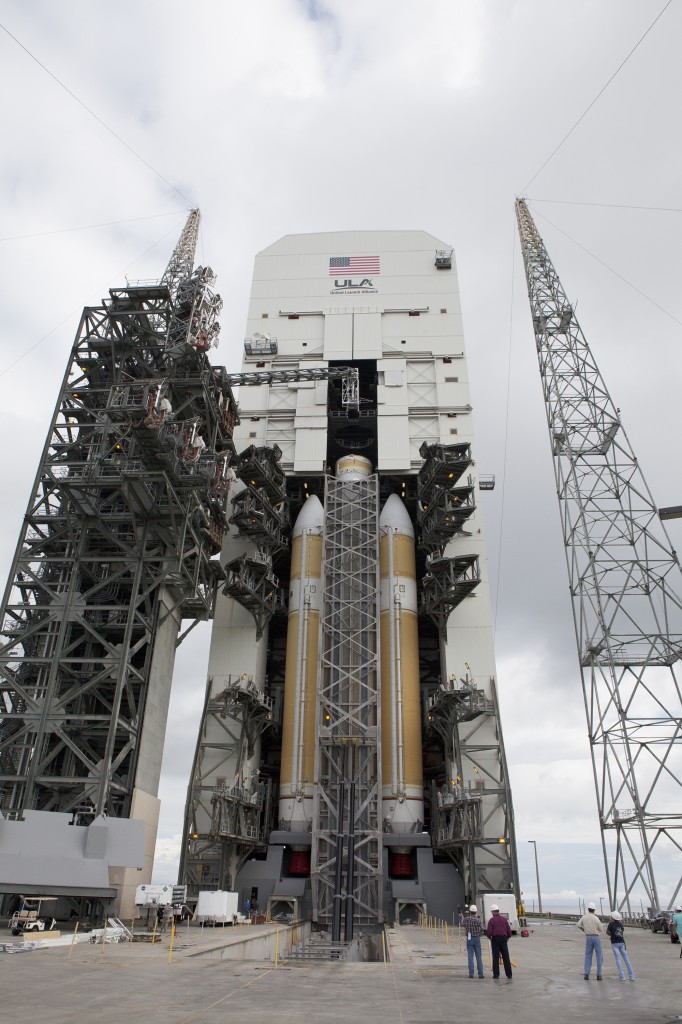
{"left": 577, "top": 902, "right": 603, "bottom": 980}
{"left": 605, "top": 911, "right": 635, "bottom": 981}
{"left": 462, "top": 904, "right": 485, "bottom": 979}
{"left": 486, "top": 904, "right": 512, "bottom": 982}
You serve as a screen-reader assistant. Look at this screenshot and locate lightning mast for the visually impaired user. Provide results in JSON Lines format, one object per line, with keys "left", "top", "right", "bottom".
{"left": 516, "top": 198, "right": 682, "bottom": 912}
{"left": 161, "top": 208, "right": 201, "bottom": 297}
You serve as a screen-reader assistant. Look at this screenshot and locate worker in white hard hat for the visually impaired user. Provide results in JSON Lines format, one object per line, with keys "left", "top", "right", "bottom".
{"left": 461, "top": 904, "right": 485, "bottom": 979}
{"left": 605, "top": 910, "right": 635, "bottom": 980}
{"left": 577, "top": 902, "right": 604, "bottom": 980}
{"left": 486, "top": 904, "right": 513, "bottom": 981}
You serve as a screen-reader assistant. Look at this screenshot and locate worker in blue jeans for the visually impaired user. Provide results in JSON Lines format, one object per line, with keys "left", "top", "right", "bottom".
{"left": 577, "top": 902, "right": 603, "bottom": 979}
{"left": 606, "top": 911, "right": 635, "bottom": 981}
{"left": 462, "top": 904, "right": 485, "bottom": 978}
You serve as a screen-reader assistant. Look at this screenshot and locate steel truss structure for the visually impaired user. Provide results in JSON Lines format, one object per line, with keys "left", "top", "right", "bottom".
{"left": 180, "top": 673, "right": 276, "bottom": 894}
{"left": 416, "top": 439, "right": 515, "bottom": 899}
{"left": 516, "top": 198, "right": 682, "bottom": 911}
{"left": 311, "top": 472, "right": 382, "bottom": 935}
{"left": 219, "top": 365, "right": 359, "bottom": 397}
{"left": 420, "top": 554, "right": 481, "bottom": 636}
{"left": 426, "top": 672, "right": 517, "bottom": 899}
{"left": 181, "top": 375, "right": 363, "bottom": 899}
{"left": 223, "top": 553, "right": 282, "bottom": 639}
{"left": 0, "top": 211, "right": 239, "bottom": 823}
{"left": 181, "top": 437, "right": 290, "bottom": 892}
{"left": 161, "top": 209, "right": 201, "bottom": 297}
{"left": 417, "top": 442, "right": 481, "bottom": 636}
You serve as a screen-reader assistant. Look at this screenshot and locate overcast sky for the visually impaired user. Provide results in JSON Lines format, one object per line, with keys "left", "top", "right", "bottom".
{"left": 1, "top": 0, "right": 680, "bottom": 913}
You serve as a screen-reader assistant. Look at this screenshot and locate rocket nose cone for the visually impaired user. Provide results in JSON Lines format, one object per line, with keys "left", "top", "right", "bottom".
{"left": 293, "top": 494, "right": 324, "bottom": 537}
{"left": 380, "top": 493, "right": 414, "bottom": 537}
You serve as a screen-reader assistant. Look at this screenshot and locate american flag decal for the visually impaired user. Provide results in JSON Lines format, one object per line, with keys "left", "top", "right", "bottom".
{"left": 329, "top": 255, "right": 380, "bottom": 276}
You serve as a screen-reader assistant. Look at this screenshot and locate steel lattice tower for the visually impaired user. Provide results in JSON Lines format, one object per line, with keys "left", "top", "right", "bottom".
{"left": 516, "top": 198, "right": 682, "bottom": 912}
{"left": 0, "top": 209, "right": 238, "bottom": 880}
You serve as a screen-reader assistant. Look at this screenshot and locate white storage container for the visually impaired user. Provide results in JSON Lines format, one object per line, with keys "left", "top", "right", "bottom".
{"left": 196, "top": 890, "right": 240, "bottom": 923}
{"left": 479, "top": 893, "right": 519, "bottom": 934}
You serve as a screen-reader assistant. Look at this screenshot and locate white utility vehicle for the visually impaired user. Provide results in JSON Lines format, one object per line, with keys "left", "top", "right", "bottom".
{"left": 10, "top": 896, "right": 58, "bottom": 936}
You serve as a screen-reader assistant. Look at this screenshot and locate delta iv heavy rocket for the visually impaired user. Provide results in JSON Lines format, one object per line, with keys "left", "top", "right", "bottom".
{"left": 181, "top": 230, "right": 519, "bottom": 930}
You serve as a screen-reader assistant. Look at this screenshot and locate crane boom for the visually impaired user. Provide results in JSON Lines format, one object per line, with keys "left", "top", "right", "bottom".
{"left": 515, "top": 197, "right": 682, "bottom": 913}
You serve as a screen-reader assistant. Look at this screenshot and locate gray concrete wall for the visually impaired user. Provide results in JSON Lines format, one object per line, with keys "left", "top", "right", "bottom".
{"left": 191, "top": 920, "right": 311, "bottom": 960}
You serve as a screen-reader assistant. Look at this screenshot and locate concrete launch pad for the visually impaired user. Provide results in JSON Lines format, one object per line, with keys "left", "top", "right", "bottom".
{"left": 1, "top": 919, "right": 679, "bottom": 1023}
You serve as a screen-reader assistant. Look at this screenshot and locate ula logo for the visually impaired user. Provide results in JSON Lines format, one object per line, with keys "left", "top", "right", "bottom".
{"left": 333, "top": 278, "right": 374, "bottom": 288}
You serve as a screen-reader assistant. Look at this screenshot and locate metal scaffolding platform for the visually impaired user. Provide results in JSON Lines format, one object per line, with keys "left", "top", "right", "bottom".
{"left": 235, "top": 444, "right": 286, "bottom": 503}
{"left": 229, "top": 442, "right": 289, "bottom": 571}
{"left": 427, "top": 677, "right": 495, "bottom": 725}
{"left": 417, "top": 441, "right": 472, "bottom": 498}
{"left": 222, "top": 553, "right": 283, "bottom": 639}
{"left": 425, "top": 671, "right": 516, "bottom": 897}
{"left": 210, "top": 775, "right": 274, "bottom": 845}
{"left": 431, "top": 780, "right": 483, "bottom": 847}
{"left": 418, "top": 485, "right": 476, "bottom": 553}
{"left": 420, "top": 553, "right": 481, "bottom": 636}
{"left": 229, "top": 487, "right": 289, "bottom": 554}
{"left": 181, "top": 674, "right": 276, "bottom": 896}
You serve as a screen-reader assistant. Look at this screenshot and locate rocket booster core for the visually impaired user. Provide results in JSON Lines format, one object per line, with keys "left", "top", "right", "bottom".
{"left": 279, "top": 494, "right": 324, "bottom": 831}
{"left": 380, "top": 494, "right": 424, "bottom": 830}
